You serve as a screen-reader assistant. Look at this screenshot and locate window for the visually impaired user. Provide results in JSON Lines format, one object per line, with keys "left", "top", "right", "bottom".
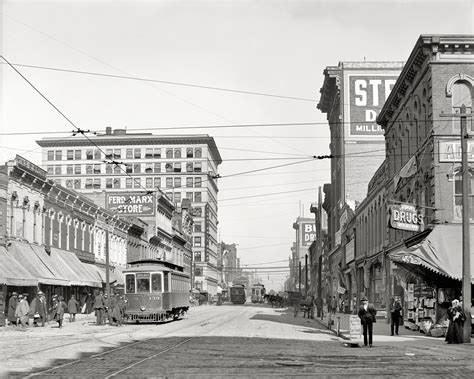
{"left": 114, "top": 165, "right": 121, "bottom": 174}
{"left": 195, "top": 148, "right": 202, "bottom": 158}
{"left": 47, "top": 151, "right": 54, "bottom": 161}
{"left": 134, "top": 148, "right": 141, "bottom": 159}
{"left": 133, "top": 163, "right": 141, "bottom": 173}
{"left": 74, "top": 179, "right": 81, "bottom": 189}
{"left": 145, "top": 163, "right": 153, "bottom": 173}
{"left": 174, "top": 162, "right": 182, "bottom": 172}
{"left": 163, "top": 272, "right": 169, "bottom": 292}
{"left": 195, "top": 177, "right": 202, "bottom": 187}
{"left": 133, "top": 178, "right": 141, "bottom": 188}
{"left": 125, "top": 163, "right": 133, "bottom": 174}
{"left": 166, "top": 148, "right": 173, "bottom": 158}
{"left": 194, "top": 207, "right": 202, "bottom": 217}
{"left": 186, "top": 162, "right": 193, "bottom": 172}
{"left": 194, "top": 252, "right": 201, "bottom": 262}
{"left": 47, "top": 166, "right": 54, "bottom": 175}
{"left": 153, "top": 148, "right": 161, "bottom": 158}
{"left": 74, "top": 150, "right": 81, "bottom": 160}
{"left": 454, "top": 169, "right": 474, "bottom": 220}
{"left": 452, "top": 81, "right": 473, "bottom": 132}
{"left": 113, "top": 178, "right": 120, "bottom": 189}
{"left": 194, "top": 222, "right": 201, "bottom": 232}
{"left": 151, "top": 273, "right": 162, "bottom": 292}
{"left": 146, "top": 178, "right": 153, "bottom": 188}
{"left": 174, "top": 178, "right": 181, "bottom": 188}
{"left": 126, "top": 178, "right": 133, "bottom": 188}
{"left": 154, "top": 178, "right": 161, "bottom": 188}
{"left": 154, "top": 163, "right": 161, "bottom": 173}
{"left": 54, "top": 166, "right": 61, "bottom": 175}
{"left": 186, "top": 192, "right": 193, "bottom": 201}
{"left": 194, "top": 237, "right": 202, "bottom": 247}
{"left": 93, "top": 164, "right": 101, "bottom": 174}
{"left": 166, "top": 178, "right": 173, "bottom": 188}
{"left": 106, "top": 149, "right": 113, "bottom": 159}
{"left": 173, "top": 192, "right": 181, "bottom": 202}
{"left": 55, "top": 151, "right": 62, "bottom": 161}
{"left": 194, "top": 192, "right": 202, "bottom": 202}
{"left": 94, "top": 150, "right": 101, "bottom": 160}
{"left": 174, "top": 148, "right": 181, "bottom": 158}
{"left": 145, "top": 148, "right": 153, "bottom": 158}
{"left": 93, "top": 179, "right": 101, "bottom": 189}
{"left": 106, "top": 165, "right": 113, "bottom": 174}
{"left": 186, "top": 148, "right": 193, "bottom": 158}
{"left": 86, "top": 165, "right": 93, "bottom": 175}
{"left": 194, "top": 162, "right": 202, "bottom": 172}
{"left": 66, "top": 180, "right": 73, "bottom": 189}
{"left": 126, "top": 274, "right": 136, "bottom": 294}
{"left": 106, "top": 178, "right": 113, "bottom": 189}
{"left": 165, "top": 163, "right": 173, "bottom": 172}
{"left": 114, "top": 149, "right": 121, "bottom": 159}
{"left": 86, "top": 150, "right": 94, "bottom": 160}
{"left": 136, "top": 273, "right": 150, "bottom": 293}
{"left": 126, "top": 149, "right": 133, "bottom": 159}
{"left": 67, "top": 150, "right": 74, "bottom": 160}
{"left": 67, "top": 165, "right": 73, "bottom": 175}
{"left": 186, "top": 177, "right": 193, "bottom": 188}
{"left": 75, "top": 165, "right": 81, "bottom": 175}
{"left": 85, "top": 179, "right": 93, "bottom": 189}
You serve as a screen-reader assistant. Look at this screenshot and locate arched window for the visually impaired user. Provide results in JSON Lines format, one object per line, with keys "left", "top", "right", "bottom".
{"left": 452, "top": 82, "right": 473, "bottom": 132}
{"left": 453, "top": 168, "right": 474, "bottom": 221}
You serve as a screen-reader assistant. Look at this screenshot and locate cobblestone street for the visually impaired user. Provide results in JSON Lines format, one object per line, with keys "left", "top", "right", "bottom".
{"left": 2, "top": 304, "right": 473, "bottom": 378}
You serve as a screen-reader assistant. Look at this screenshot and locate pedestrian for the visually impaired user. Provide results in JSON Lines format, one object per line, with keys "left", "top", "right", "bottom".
{"left": 35, "top": 291, "right": 48, "bottom": 327}
{"left": 390, "top": 296, "right": 402, "bottom": 336}
{"left": 7, "top": 292, "right": 19, "bottom": 326}
{"left": 331, "top": 296, "right": 338, "bottom": 315}
{"left": 86, "top": 292, "right": 94, "bottom": 314}
{"left": 445, "top": 299, "right": 465, "bottom": 344}
{"left": 51, "top": 295, "right": 66, "bottom": 328}
{"left": 93, "top": 291, "right": 105, "bottom": 326}
{"left": 109, "top": 294, "right": 123, "bottom": 326}
{"left": 357, "top": 296, "right": 377, "bottom": 347}
{"left": 16, "top": 293, "right": 30, "bottom": 328}
{"left": 67, "top": 295, "right": 80, "bottom": 322}
{"left": 103, "top": 293, "right": 110, "bottom": 325}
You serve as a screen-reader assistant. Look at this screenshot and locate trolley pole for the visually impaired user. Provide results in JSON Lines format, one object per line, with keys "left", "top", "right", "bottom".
{"left": 441, "top": 105, "right": 471, "bottom": 343}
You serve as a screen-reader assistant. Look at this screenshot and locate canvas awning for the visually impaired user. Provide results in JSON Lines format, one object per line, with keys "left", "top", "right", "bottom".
{"left": 85, "top": 264, "right": 121, "bottom": 286}
{"left": 50, "top": 248, "right": 102, "bottom": 287}
{"left": 8, "top": 241, "right": 70, "bottom": 286}
{"left": 0, "top": 246, "right": 38, "bottom": 286}
{"left": 389, "top": 224, "right": 474, "bottom": 283}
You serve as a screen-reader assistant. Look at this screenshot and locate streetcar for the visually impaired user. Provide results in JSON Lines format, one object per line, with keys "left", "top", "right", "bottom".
{"left": 123, "top": 259, "right": 190, "bottom": 323}
{"left": 229, "top": 284, "right": 246, "bottom": 304}
{"left": 251, "top": 283, "right": 266, "bottom": 303}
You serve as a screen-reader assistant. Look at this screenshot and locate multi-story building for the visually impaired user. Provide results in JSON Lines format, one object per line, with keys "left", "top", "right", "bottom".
{"left": 317, "top": 61, "right": 403, "bottom": 305}
{"left": 36, "top": 128, "right": 222, "bottom": 295}
{"left": 218, "top": 242, "right": 240, "bottom": 288}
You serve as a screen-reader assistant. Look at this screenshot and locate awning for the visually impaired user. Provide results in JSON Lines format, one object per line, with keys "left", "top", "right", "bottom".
{"left": 8, "top": 241, "right": 70, "bottom": 286}
{"left": 389, "top": 224, "right": 474, "bottom": 283}
{"left": 0, "top": 246, "right": 38, "bottom": 286}
{"left": 50, "top": 248, "right": 102, "bottom": 287}
{"left": 86, "top": 264, "right": 121, "bottom": 286}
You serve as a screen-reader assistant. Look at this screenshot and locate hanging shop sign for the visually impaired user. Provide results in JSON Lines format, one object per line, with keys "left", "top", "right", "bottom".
{"left": 106, "top": 193, "right": 156, "bottom": 216}
{"left": 389, "top": 203, "right": 424, "bottom": 232}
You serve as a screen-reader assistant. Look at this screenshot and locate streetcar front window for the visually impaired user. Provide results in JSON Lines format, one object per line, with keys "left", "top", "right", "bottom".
{"left": 151, "top": 273, "right": 162, "bottom": 292}
{"left": 125, "top": 274, "right": 135, "bottom": 294}
{"left": 136, "top": 273, "right": 150, "bottom": 293}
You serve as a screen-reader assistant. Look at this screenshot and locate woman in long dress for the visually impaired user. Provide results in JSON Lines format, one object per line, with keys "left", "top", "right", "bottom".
{"left": 445, "top": 299, "right": 465, "bottom": 344}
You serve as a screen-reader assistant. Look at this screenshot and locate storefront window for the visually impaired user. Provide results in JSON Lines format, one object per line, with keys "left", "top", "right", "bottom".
{"left": 370, "top": 263, "right": 384, "bottom": 309}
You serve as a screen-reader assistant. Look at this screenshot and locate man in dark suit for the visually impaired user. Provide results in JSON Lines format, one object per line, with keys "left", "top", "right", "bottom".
{"left": 390, "top": 296, "right": 402, "bottom": 336}
{"left": 358, "top": 296, "right": 377, "bottom": 347}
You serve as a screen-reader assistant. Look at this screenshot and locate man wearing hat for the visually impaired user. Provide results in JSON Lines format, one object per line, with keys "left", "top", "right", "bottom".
{"left": 35, "top": 291, "right": 48, "bottom": 327}
{"left": 8, "top": 292, "right": 19, "bottom": 326}
{"left": 16, "top": 293, "right": 30, "bottom": 328}
{"left": 357, "top": 296, "right": 377, "bottom": 347}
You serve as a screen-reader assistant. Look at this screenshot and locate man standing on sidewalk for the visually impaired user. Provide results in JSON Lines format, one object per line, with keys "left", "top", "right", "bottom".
{"left": 358, "top": 296, "right": 377, "bottom": 347}
{"left": 390, "top": 297, "right": 402, "bottom": 336}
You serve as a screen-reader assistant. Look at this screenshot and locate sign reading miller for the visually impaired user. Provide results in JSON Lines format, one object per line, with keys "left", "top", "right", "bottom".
{"left": 106, "top": 193, "right": 156, "bottom": 216}
{"left": 389, "top": 203, "right": 424, "bottom": 232}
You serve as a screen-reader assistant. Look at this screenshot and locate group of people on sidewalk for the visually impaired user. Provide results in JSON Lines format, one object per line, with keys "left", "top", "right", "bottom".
{"left": 7, "top": 290, "right": 127, "bottom": 329}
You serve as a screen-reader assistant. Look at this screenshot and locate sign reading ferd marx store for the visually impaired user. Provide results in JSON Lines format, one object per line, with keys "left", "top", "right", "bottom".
{"left": 389, "top": 203, "right": 424, "bottom": 232}
{"left": 106, "top": 193, "right": 155, "bottom": 216}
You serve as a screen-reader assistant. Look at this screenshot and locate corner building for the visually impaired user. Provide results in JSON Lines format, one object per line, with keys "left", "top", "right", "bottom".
{"left": 37, "top": 128, "right": 222, "bottom": 296}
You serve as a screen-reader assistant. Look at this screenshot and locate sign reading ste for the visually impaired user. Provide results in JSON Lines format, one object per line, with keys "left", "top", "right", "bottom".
{"left": 106, "top": 193, "right": 155, "bottom": 216}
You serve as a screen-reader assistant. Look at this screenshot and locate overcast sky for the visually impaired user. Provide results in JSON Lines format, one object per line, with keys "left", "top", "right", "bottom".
{"left": 1, "top": 0, "right": 472, "bottom": 291}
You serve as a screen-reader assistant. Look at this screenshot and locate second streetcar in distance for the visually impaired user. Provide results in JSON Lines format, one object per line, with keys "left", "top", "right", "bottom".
{"left": 251, "top": 284, "right": 266, "bottom": 303}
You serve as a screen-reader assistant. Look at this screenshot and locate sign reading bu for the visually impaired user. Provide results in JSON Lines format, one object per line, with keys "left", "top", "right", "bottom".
{"left": 106, "top": 193, "right": 156, "bottom": 216}
{"left": 389, "top": 203, "right": 424, "bottom": 232}
{"left": 302, "top": 222, "right": 316, "bottom": 246}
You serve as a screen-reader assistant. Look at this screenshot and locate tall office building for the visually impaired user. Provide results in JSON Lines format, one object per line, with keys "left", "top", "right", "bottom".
{"left": 37, "top": 127, "right": 222, "bottom": 295}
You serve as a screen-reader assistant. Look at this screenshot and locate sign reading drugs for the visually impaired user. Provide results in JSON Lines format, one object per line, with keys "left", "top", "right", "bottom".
{"left": 302, "top": 222, "right": 316, "bottom": 246}
{"left": 348, "top": 75, "right": 397, "bottom": 137}
{"left": 106, "top": 193, "right": 155, "bottom": 216}
{"left": 389, "top": 203, "right": 424, "bottom": 232}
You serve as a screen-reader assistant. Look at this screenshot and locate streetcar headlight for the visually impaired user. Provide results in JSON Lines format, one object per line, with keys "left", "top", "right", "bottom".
{"left": 140, "top": 306, "right": 146, "bottom": 312}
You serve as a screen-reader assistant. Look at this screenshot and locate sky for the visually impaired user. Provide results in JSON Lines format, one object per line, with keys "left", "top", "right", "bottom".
{"left": 1, "top": 0, "right": 473, "bottom": 291}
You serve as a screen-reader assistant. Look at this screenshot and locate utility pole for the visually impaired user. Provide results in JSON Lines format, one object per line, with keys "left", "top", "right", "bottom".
{"left": 305, "top": 254, "right": 308, "bottom": 299}
{"left": 298, "top": 261, "right": 302, "bottom": 294}
{"left": 441, "top": 104, "right": 471, "bottom": 343}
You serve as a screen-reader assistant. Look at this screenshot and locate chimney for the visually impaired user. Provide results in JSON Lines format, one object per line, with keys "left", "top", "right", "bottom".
{"left": 105, "top": 126, "right": 112, "bottom": 135}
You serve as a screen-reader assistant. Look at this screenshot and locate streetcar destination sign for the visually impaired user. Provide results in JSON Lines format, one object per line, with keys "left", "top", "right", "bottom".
{"left": 388, "top": 203, "right": 424, "bottom": 232}
{"left": 106, "top": 193, "right": 156, "bottom": 216}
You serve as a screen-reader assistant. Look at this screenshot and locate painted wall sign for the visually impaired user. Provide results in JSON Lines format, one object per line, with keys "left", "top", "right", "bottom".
{"left": 347, "top": 75, "right": 398, "bottom": 138}
{"left": 301, "top": 222, "right": 316, "bottom": 246}
{"left": 438, "top": 141, "right": 474, "bottom": 162}
{"left": 106, "top": 193, "right": 156, "bottom": 216}
{"left": 389, "top": 203, "right": 424, "bottom": 232}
